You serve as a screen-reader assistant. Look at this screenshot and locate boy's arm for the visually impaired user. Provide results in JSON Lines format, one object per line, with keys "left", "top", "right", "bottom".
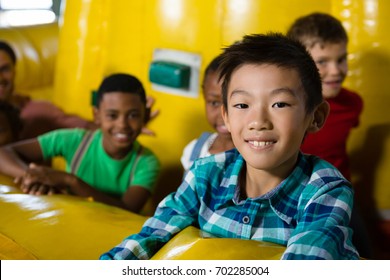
{"left": 100, "top": 172, "right": 200, "bottom": 260}
{"left": 18, "top": 164, "right": 153, "bottom": 210}
{"left": 118, "top": 147, "right": 160, "bottom": 213}
{"left": 282, "top": 184, "right": 359, "bottom": 260}
{"left": 0, "top": 139, "right": 44, "bottom": 178}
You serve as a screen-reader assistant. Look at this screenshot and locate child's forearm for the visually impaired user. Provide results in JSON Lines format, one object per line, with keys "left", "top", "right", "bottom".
{"left": 0, "top": 147, "right": 28, "bottom": 178}
{"left": 64, "top": 174, "right": 129, "bottom": 210}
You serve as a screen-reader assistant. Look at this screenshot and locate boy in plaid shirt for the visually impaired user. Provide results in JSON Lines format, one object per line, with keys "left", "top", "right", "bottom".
{"left": 101, "top": 33, "right": 359, "bottom": 260}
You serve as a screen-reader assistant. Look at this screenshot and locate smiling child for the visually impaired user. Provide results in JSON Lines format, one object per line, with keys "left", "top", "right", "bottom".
{"left": 0, "top": 73, "right": 160, "bottom": 213}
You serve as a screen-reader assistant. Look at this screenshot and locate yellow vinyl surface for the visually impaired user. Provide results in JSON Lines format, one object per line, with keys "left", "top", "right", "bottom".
{"left": 0, "top": 175, "right": 285, "bottom": 260}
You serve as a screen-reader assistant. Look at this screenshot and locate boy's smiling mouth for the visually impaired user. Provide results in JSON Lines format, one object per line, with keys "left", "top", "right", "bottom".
{"left": 113, "top": 132, "right": 132, "bottom": 142}
{"left": 323, "top": 79, "right": 343, "bottom": 87}
{"left": 247, "top": 140, "right": 276, "bottom": 148}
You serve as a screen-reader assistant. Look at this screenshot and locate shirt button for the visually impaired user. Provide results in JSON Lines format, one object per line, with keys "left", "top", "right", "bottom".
{"left": 242, "top": 216, "right": 250, "bottom": 224}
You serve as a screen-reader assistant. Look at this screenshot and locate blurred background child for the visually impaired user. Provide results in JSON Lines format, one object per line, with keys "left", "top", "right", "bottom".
{"left": 287, "top": 12, "right": 363, "bottom": 182}
{"left": 0, "top": 73, "right": 160, "bottom": 214}
{"left": 181, "top": 54, "right": 234, "bottom": 172}
{"left": 287, "top": 12, "right": 371, "bottom": 258}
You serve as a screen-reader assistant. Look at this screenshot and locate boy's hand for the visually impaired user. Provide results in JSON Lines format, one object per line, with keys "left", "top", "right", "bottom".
{"left": 142, "top": 96, "right": 160, "bottom": 136}
{"left": 14, "top": 163, "right": 69, "bottom": 195}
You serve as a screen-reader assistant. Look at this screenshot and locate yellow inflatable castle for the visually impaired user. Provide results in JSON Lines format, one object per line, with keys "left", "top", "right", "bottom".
{"left": 0, "top": 0, "right": 390, "bottom": 259}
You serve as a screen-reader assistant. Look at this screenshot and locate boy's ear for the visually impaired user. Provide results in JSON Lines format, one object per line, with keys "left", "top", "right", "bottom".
{"left": 307, "top": 101, "right": 330, "bottom": 133}
{"left": 92, "top": 106, "right": 101, "bottom": 125}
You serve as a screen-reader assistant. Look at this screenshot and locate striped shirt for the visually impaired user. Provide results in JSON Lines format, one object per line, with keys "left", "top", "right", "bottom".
{"left": 100, "top": 149, "right": 359, "bottom": 260}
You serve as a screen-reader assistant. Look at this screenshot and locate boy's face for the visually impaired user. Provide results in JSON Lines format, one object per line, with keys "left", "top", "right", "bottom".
{"left": 308, "top": 41, "right": 348, "bottom": 99}
{"left": 0, "top": 50, "right": 16, "bottom": 101}
{"left": 0, "top": 112, "right": 14, "bottom": 146}
{"left": 94, "top": 92, "right": 145, "bottom": 159}
{"left": 203, "top": 70, "right": 230, "bottom": 137}
{"left": 222, "top": 64, "right": 314, "bottom": 176}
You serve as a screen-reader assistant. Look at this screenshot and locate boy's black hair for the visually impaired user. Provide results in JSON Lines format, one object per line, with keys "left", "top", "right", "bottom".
{"left": 96, "top": 73, "right": 147, "bottom": 107}
{"left": 218, "top": 32, "right": 323, "bottom": 113}
{"left": 0, "top": 41, "right": 17, "bottom": 65}
{"left": 286, "top": 12, "right": 348, "bottom": 48}
{"left": 0, "top": 101, "right": 22, "bottom": 140}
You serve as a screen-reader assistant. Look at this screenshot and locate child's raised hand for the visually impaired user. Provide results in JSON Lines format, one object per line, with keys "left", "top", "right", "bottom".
{"left": 142, "top": 96, "right": 160, "bottom": 136}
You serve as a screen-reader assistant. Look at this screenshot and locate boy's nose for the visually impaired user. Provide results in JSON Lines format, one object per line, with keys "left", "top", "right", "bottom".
{"left": 328, "top": 62, "right": 342, "bottom": 75}
{"left": 116, "top": 116, "right": 129, "bottom": 128}
{"left": 247, "top": 107, "right": 272, "bottom": 131}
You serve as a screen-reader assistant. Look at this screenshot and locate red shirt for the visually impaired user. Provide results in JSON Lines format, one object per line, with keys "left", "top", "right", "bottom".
{"left": 301, "top": 88, "right": 363, "bottom": 180}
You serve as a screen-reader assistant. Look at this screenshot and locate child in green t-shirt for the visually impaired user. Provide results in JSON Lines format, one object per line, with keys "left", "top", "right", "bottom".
{"left": 0, "top": 73, "right": 160, "bottom": 213}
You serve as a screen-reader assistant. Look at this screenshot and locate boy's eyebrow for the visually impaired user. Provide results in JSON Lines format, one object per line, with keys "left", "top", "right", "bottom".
{"left": 270, "top": 87, "right": 297, "bottom": 97}
{"left": 231, "top": 87, "right": 297, "bottom": 97}
{"left": 314, "top": 51, "right": 348, "bottom": 60}
{"left": 206, "top": 91, "right": 222, "bottom": 97}
{"left": 104, "top": 108, "right": 141, "bottom": 112}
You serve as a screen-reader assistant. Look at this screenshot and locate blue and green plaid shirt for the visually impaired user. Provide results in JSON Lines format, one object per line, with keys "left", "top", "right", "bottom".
{"left": 101, "top": 149, "right": 359, "bottom": 260}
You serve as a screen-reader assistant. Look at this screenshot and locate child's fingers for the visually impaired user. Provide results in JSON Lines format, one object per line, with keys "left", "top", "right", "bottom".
{"left": 13, "top": 176, "right": 22, "bottom": 185}
{"left": 146, "top": 95, "right": 155, "bottom": 108}
{"left": 35, "top": 185, "right": 50, "bottom": 195}
{"left": 26, "top": 184, "right": 49, "bottom": 195}
{"left": 149, "top": 109, "right": 160, "bottom": 121}
{"left": 48, "top": 187, "right": 55, "bottom": 195}
{"left": 141, "top": 127, "right": 156, "bottom": 136}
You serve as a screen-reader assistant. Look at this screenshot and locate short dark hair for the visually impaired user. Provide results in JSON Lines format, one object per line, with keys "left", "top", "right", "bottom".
{"left": 204, "top": 54, "right": 223, "bottom": 79}
{"left": 96, "top": 73, "right": 147, "bottom": 107}
{"left": 286, "top": 12, "right": 348, "bottom": 48}
{"left": 218, "top": 32, "right": 323, "bottom": 113}
{"left": 0, "top": 101, "right": 22, "bottom": 140}
{"left": 0, "top": 41, "right": 17, "bottom": 65}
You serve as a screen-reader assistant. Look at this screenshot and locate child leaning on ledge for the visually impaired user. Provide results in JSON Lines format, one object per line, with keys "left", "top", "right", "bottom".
{"left": 0, "top": 73, "right": 160, "bottom": 214}
{"left": 100, "top": 33, "right": 359, "bottom": 260}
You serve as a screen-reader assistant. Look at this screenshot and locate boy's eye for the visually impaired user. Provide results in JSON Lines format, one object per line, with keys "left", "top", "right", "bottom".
{"left": 315, "top": 59, "right": 326, "bottom": 66}
{"left": 106, "top": 113, "right": 117, "bottom": 120}
{"left": 272, "top": 102, "right": 289, "bottom": 108}
{"left": 233, "top": 103, "right": 248, "bottom": 109}
{"left": 0, "top": 65, "right": 12, "bottom": 73}
{"left": 208, "top": 101, "right": 222, "bottom": 107}
{"left": 338, "top": 56, "right": 347, "bottom": 64}
{"left": 128, "top": 112, "right": 141, "bottom": 119}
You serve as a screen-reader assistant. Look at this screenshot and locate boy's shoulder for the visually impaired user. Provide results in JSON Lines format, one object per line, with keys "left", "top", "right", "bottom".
{"left": 191, "top": 147, "right": 240, "bottom": 176}
{"left": 135, "top": 141, "right": 159, "bottom": 159}
{"left": 338, "top": 87, "right": 364, "bottom": 107}
{"left": 298, "top": 153, "right": 352, "bottom": 191}
{"left": 38, "top": 127, "right": 89, "bottom": 140}
{"left": 194, "top": 147, "right": 239, "bottom": 165}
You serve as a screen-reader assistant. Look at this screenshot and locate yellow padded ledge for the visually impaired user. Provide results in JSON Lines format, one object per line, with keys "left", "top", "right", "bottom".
{"left": 0, "top": 233, "right": 38, "bottom": 260}
{"left": 0, "top": 176, "right": 147, "bottom": 260}
{"left": 152, "top": 226, "right": 285, "bottom": 260}
{"left": 0, "top": 174, "right": 286, "bottom": 260}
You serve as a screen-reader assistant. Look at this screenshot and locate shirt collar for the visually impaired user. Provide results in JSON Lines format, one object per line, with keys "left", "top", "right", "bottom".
{"left": 229, "top": 152, "right": 309, "bottom": 224}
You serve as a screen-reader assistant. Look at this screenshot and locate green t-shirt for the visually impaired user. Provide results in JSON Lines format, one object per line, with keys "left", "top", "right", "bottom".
{"left": 38, "top": 128, "right": 160, "bottom": 197}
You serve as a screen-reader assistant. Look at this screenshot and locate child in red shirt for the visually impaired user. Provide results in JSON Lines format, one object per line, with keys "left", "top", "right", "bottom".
{"left": 287, "top": 12, "right": 369, "bottom": 257}
{"left": 287, "top": 12, "right": 363, "bottom": 181}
